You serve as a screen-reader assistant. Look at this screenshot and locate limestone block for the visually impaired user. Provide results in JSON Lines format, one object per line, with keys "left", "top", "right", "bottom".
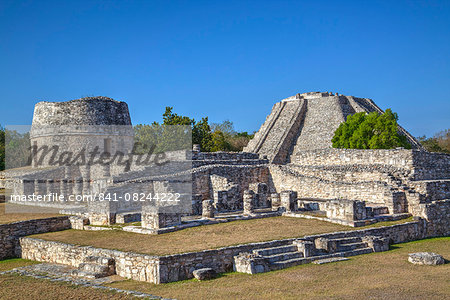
{"left": 362, "top": 236, "right": 389, "bottom": 252}
{"left": 315, "top": 237, "right": 337, "bottom": 253}
{"left": 293, "top": 240, "right": 315, "bottom": 257}
{"left": 68, "top": 216, "right": 89, "bottom": 230}
{"left": 280, "top": 191, "right": 297, "bottom": 212}
{"left": 202, "top": 199, "right": 215, "bottom": 218}
{"left": 233, "top": 252, "right": 270, "bottom": 274}
{"left": 408, "top": 252, "right": 445, "bottom": 265}
{"left": 192, "top": 268, "right": 216, "bottom": 280}
{"left": 270, "top": 193, "right": 281, "bottom": 211}
{"left": 243, "top": 190, "right": 255, "bottom": 215}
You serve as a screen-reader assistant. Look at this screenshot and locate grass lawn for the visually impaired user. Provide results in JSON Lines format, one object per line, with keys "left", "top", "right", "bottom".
{"left": 0, "top": 258, "right": 136, "bottom": 299}
{"left": 0, "top": 202, "right": 61, "bottom": 224}
{"left": 0, "top": 273, "right": 136, "bottom": 300}
{"left": 106, "top": 237, "right": 450, "bottom": 300}
{"left": 32, "top": 216, "right": 413, "bottom": 256}
{"left": 33, "top": 217, "right": 351, "bottom": 256}
{"left": 0, "top": 258, "right": 41, "bottom": 272}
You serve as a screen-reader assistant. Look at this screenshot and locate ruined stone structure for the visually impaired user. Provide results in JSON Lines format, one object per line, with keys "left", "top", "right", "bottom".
{"left": 2, "top": 92, "right": 449, "bottom": 231}
{"left": 244, "top": 91, "right": 423, "bottom": 163}
{"left": 1, "top": 91, "right": 449, "bottom": 284}
{"left": 30, "top": 96, "right": 134, "bottom": 167}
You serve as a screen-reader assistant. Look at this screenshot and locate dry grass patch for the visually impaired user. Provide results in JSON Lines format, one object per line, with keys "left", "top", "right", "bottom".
{"left": 33, "top": 217, "right": 351, "bottom": 255}
{"left": 0, "top": 258, "right": 40, "bottom": 272}
{"left": 0, "top": 203, "right": 61, "bottom": 224}
{"left": 0, "top": 258, "right": 135, "bottom": 299}
{"left": 0, "top": 274, "right": 136, "bottom": 300}
{"left": 107, "top": 237, "right": 450, "bottom": 300}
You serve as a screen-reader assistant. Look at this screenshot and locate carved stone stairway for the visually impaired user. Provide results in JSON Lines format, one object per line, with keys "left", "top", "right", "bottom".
{"left": 234, "top": 235, "right": 389, "bottom": 274}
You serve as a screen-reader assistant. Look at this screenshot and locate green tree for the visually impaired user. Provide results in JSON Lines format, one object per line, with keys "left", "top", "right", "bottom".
{"left": 192, "top": 117, "right": 213, "bottom": 151}
{"left": 332, "top": 109, "right": 411, "bottom": 149}
{"left": 134, "top": 108, "right": 255, "bottom": 153}
{"left": 418, "top": 129, "right": 450, "bottom": 153}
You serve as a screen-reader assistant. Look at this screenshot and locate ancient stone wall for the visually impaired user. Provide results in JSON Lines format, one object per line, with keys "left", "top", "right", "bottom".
{"left": 0, "top": 217, "right": 70, "bottom": 259}
{"left": 411, "top": 151, "right": 450, "bottom": 180}
{"left": 416, "top": 199, "right": 450, "bottom": 237}
{"left": 269, "top": 164, "right": 394, "bottom": 204}
{"left": 19, "top": 238, "right": 160, "bottom": 283}
{"left": 289, "top": 149, "right": 415, "bottom": 169}
{"left": 409, "top": 180, "right": 450, "bottom": 202}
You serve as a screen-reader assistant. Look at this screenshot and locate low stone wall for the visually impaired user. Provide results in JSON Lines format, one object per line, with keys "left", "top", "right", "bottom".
{"left": 270, "top": 165, "right": 394, "bottom": 204}
{"left": 0, "top": 216, "right": 70, "bottom": 260}
{"left": 19, "top": 237, "right": 160, "bottom": 283}
{"left": 289, "top": 149, "right": 450, "bottom": 181}
{"left": 290, "top": 149, "right": 415, "bottom": 169}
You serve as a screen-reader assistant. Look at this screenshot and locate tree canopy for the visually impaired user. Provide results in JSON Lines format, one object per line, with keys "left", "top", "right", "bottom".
{"left": 134, "top": 107, "right": 253, "bottom": 153}
{"left": 331, "top": 109, "right": 411, "bottom": 149}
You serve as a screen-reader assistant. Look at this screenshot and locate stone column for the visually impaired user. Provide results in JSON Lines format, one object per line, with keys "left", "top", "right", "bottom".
{"left": 34, "top": 179, "right": 43, "bottom": 196}
{"left": 280, "top": 190, "right": 298, "bottom": 212}
{"left": 60, "top": 179, "right": 68, "bottom": 201}
{"left": 63, "top": 166, "right": 73, "bottom": 197}
{"left": 79, "top": 165, "right": 91, "bottom": 195}
{"left": 243, "top": 190, "right": 255, "bottom": 215}
{"left": 73, "top": 177, "right": 83, "bottom": 197}
{"left": 202, "top": 199, "right": 215, "bottom": 218}
{"left": 270, "top": 193, "right": 281, "bottom": 211}
{"left": 102, "top": 164, "right": 111, "bottom": 178}
{"left": 46, "top": 179, "right": 54, "bottom": 195}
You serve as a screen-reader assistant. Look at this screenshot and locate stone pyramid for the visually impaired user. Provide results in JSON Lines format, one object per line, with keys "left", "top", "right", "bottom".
{"left": 244, "top": 92, "right": 422, "bottom": 163}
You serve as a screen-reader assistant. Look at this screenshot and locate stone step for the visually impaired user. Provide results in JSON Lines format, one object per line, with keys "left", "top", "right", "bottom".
{"left": 270, "top": 247, "right": 373, "bottom": 271}
{"left": 78, "top": 263, "right": 113, "bottom": 277}
{"left": 71, "top": 269, "right": 104, "bottom": 279}
{"left": 312, "top": 257, "right": 350, "bottom": 265}
{"left": 264, "top": 251, "right": 303, "bottom": 263}
{"left": 329, "top": 236, "right": 362, "bottom": 245}
{"left": 270, "top": 257, "right": 311, "bottom": 270}
{"left": 84, "top": 256, "right": 115, "bottom": 267}
{"left": 253, "top": 244, "right": 298, "bottom": 256}
{"left": 337, "top": 242, "right": 368, "bottom": 252}
{"left": 338, "top": 247, "right": 373, "bottom": 257}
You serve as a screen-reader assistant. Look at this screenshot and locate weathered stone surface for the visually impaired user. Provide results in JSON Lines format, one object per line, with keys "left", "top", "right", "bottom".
{"left": 243, "top": 190, "right": 255, "bottom": 215}
{"left": 244, "top": 92, "right": 423, "bottom": 163}
{"left": 192, "top": 268, "right": 216, "bottom": 280}
{"left": 233, "top": 252, "right": 270, "bottom": 274}
{"left": 202, "top": 199, "right": 215, "bottom": 218}
{"left": 408, "top": 252, "right": 445, "bottom": 265}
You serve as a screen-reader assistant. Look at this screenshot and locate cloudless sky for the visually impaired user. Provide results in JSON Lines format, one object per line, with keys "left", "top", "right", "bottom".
{"left": 1, "top": 0, "right": 449, "bottom": 137}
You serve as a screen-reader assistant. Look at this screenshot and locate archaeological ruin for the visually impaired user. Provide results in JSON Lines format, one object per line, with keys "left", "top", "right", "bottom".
{"left": 1, "top": 92, "right": 449, "bottom": 283}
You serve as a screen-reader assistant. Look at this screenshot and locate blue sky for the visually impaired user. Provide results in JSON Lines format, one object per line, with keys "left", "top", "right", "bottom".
{"left": 1, "top": 0, "right": 449, "bottom": 137}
